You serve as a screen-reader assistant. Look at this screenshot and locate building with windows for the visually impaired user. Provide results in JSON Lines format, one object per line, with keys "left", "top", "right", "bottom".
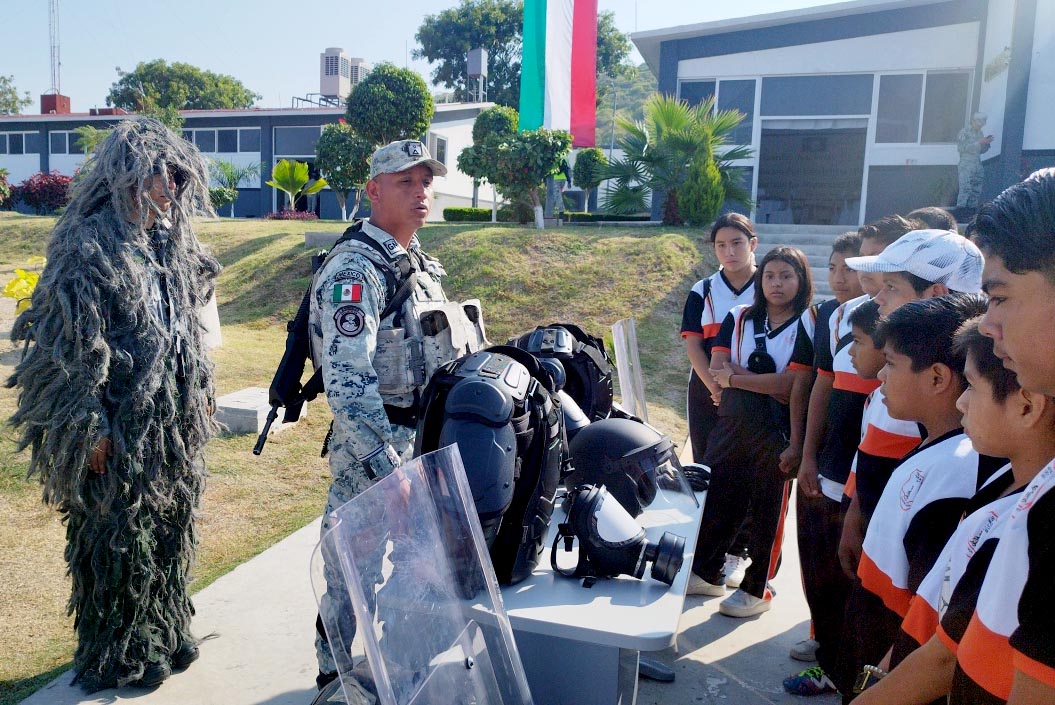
{"left": 0, "top": 101, "right": 491, "bottom": 219}
{"left": 632, "top": 0, "right": 1054, "bottom": 224}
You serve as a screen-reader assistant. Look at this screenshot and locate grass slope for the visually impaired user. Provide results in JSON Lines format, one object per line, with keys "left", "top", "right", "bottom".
{"left": 0, "top": 212, "right": 717, "bottom": 703}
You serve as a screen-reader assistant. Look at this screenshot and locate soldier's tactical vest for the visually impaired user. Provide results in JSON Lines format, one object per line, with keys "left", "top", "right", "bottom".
{"left": 321, "top": 223, "right": 488, "bottom": 403}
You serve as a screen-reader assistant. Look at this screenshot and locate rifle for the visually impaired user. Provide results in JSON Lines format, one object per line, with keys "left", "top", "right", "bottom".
{"left": 253, "top": 251, "right": 329, "bottom": 455}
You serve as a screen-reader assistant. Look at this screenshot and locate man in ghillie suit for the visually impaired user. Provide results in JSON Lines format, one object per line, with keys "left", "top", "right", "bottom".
{"left": 7, "top": 118, "right": 221, "bottom": 691}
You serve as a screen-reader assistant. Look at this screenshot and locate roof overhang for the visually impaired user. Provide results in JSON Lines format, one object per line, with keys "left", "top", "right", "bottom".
{"left": 632, "top": 0, "right": 951, "bottom": 76}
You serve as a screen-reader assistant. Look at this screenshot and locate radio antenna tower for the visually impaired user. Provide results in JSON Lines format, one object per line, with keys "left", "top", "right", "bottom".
{"left": 48, "top": 0, "right": 61, "bottom": 94}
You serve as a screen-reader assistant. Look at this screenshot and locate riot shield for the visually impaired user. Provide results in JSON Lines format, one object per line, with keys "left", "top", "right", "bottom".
{"left": 311, "top": 445, "right": 534, "bottom": 705}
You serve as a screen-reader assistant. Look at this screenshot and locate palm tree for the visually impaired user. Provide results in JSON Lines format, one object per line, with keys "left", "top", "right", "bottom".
{"left": 604, "top": 93, "right": 753, "bottom": 225}
{"left": 210, "top": 159, "right": 263, "bottom": 217}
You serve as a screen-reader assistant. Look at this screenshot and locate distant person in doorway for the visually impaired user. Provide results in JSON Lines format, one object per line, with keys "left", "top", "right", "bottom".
{"left": 955, "top": 113, "right": 993, "bottom": 211}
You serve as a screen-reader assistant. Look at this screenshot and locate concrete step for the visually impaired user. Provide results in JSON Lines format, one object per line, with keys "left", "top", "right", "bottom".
{"left": 755, "top": 241, "right": 832, "bottom": 260}
{"left": 753, "top": 223, "right": 849, "bottom": 235}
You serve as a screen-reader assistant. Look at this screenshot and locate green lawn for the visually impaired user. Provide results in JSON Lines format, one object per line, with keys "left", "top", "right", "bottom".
{"left": 0, "top": 212, "right": 717, "bottom": 704}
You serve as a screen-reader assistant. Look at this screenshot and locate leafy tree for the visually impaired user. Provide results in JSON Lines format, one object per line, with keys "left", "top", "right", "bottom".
{"left": 414, "top": 2, "right": 631, "bottom": 107}
{"left": 459, "top": 105, "right": 519, "bottom": 207}
{"left": 73, "top": 125, "right": 112, "bottom": 154}
{"left": 107, "top": 60, "right": 260, "bottom": 113}
{"left": 266, "top": 159, "right": 327, "bottom": 213}
{"left": 491, "top": 128, "right": 572, "bottom": 228}
{"left": 472, "top": 104, "right": 518, "bottom": 143}
{"left": 315, "top": 122, "right": 373, "bottom": 221}
{"left": 595, "top": 11, "right": 634, "bottom": 105}
{"left": 604, "top": 93, "right": 752, "bottom": 224}
{"left": 0, "top": 75, "right": 31, "bottom": 115}
{"left": 209, "top": 159, "right": 262, "bottom": 217}
{"left": 679, "top": 152, "right": 725, "bottom": 226}
{"left": 572, "top": 147, "right": 607, "bottom": 213}
{"left": 345, "top": 63, "right": 434, "bottom": 146}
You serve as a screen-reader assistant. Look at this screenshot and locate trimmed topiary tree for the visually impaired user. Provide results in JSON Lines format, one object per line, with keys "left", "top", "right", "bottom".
{"left": 346, "top": 63, "right": 434, "bottom": 146}
{"left": 679, "top": 151, "right": 725, "bottom": 227}
{"left": 572, "top": 147, "right": 608, "bottom": 213}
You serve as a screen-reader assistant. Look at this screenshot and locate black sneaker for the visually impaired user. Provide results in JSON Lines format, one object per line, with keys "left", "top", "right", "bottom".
{"left": 134, "top": 661, "right": 171, "bottom": 688}
{"left": 317, "top": 670, "right": 339, "bottom": 690}
{"left": 172, "top": 642, "right": 200, "bottom": 670}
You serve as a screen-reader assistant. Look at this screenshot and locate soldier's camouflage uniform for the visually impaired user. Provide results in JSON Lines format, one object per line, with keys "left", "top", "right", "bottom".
{"left": 956, "top": 124, "right": 990, "bottom": 209}
{"left": 310, "top": 219, "right": 450, "bottom": 674}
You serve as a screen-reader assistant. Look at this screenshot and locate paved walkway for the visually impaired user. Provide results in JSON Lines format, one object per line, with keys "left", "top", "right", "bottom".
{"left": 23, "top": 466, "right": 838, "bottom": 705}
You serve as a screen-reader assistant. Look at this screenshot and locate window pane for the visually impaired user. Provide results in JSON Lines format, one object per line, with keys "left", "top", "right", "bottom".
{"left": 9, "top": 133, "right": 24, "bottom": 155}
{"left": 679, "top": 80, "right": 715, "bottom": 108}
{"left": 239, "top": 128, "right": 261, "bottom": 152}
{"left": 217, "top": 129, "right": 238, "bottom": 152}
{"left": 50, "top": 132, "right": 67, "bottom": 154}
{"left": 921, "top": 72, "right": 970, "bottom": 144}
{"left": 183, "top": 130, "right": 193, "bottom": 142}
{"left": 435, "top": 137, "right": 447, "bottom": 166}
{"left": 69, "top": 133, "right": 85, "bottom": 154}
{"left": 24, "top": 132, "right": 43, "bottom": 154}
{"left": 876, "top": 74, "right": 923, "bottom": 143}
{"left": 761, "top": 75, "right": 873, "bottom": 115}
{"left": 195, "top": 130, "right": 216, "bottom": 152}
{"left": 718, "top": 79, "right": 756, "bottom": 145}
{"left": 274, "top": 126, "right": 320, "bottom": 156}
{"left": 0, "top": 135, "right": 6, "bottom": 154}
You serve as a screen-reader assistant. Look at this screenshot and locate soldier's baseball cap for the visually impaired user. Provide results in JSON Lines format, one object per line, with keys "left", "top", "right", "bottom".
{"left": 845, "top": 229, "right": 984, "bottom": 293}
{"left": 369, "top": 140, "right": 447, "bottom": 180}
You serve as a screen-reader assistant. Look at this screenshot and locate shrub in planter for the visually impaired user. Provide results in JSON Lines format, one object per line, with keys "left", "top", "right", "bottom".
{"left": 16, "top": 171, "right": 73, "bottom": 214}
{"left": 208, "top": 186, "right": 239, "bottom": 213}
{"left": 443, "top": 207, "right": 492, "bottom": 222}
{"left": 266, "top": 209, "right": 319, "bottom": 220}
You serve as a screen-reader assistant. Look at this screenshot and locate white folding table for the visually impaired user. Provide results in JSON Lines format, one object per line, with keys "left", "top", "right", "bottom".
{"left": 500, "top": 489, "right": 706, "bottom": 705}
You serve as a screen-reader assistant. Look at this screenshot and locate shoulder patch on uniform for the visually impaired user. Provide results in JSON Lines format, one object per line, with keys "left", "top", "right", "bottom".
{"left": 334, "top": 305, "right": 366, "bottom": 337}
{"left": 332, "top": 282, "right": 363, "bottom": 303}
{"left": 383, "top": 239, "right": 400, "bottom": 253}
{"left": 332, "top": 268, "right": 366, "bottom": 283}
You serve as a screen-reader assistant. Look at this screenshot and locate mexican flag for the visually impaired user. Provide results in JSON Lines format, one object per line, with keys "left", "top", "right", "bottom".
{"left": 519, "top": 0, "right": 598, "bottom": 147}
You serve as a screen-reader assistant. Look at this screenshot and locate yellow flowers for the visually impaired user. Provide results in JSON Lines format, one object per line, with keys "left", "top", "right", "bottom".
{"left": 3, "top": 257, "right": 46, "bottom": 313}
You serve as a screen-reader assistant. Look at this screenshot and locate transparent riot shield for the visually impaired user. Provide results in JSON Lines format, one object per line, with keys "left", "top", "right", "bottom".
{"left": 311, "top": 445, "right": 534, "bottom": 705}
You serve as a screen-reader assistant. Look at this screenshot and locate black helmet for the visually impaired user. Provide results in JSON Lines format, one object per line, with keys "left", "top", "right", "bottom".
{"left": 565, "top": 418, "right": 677, "bottom": 517}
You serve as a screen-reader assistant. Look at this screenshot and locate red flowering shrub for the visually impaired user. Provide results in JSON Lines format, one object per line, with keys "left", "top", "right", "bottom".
{"left": 265, "top": 209, "right": 319, "bottom": 220}
{"left": 16, "top": 171, "right": 73, "bottom": 214}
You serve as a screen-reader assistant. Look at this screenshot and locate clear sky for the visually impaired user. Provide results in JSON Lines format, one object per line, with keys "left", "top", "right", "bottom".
{"left": 1, "top": 0, "right": 847, "bottom": 113}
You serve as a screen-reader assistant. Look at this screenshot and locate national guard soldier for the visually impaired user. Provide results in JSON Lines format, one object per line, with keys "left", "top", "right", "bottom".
{"left": 311, "top": 140, "right": 487, "bottom": 688}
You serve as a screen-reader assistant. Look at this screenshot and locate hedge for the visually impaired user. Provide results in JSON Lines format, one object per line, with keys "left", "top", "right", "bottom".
{"left": 563, "top": 212, "right": 653, "bottom": 223}
{"left": 443, "top": 207, "right": 493, "bottom": 222}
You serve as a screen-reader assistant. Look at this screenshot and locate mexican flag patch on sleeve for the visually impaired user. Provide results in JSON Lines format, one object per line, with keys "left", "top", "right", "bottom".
{"left": 333, "top": 283, "right": 363, "bottom": 303}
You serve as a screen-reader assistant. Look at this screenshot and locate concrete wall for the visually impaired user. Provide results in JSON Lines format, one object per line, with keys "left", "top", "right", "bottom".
{"left": 1023, "top": 0, "right": 1055, "bottom": 150}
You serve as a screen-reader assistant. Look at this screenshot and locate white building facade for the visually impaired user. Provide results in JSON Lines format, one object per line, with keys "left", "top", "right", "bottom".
{"left": 633, "top": 0, "right": 1055, "bottom": 224}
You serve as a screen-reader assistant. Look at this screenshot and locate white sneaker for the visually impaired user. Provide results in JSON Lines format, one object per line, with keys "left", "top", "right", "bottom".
{"left": 718, "top": 588, "right": 772, "bottom": 617}
{"left": 686, "top": 573, "right": 727, "bottom": 596}
{"left": 724, "top": 554, "right": 751, "bottom": 588}
{"left": 790, "top": 638, "right": 820, "bottom": 662}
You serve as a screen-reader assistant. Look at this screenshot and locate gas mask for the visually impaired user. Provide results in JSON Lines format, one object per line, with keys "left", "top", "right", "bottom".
{"left": 550, "top": 484, "right": 685, "bottom": 586}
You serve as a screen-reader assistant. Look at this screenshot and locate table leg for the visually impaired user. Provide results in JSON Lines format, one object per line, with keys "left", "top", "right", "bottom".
{"left": 513, "top": 631, "right": 639, "bottom": 705}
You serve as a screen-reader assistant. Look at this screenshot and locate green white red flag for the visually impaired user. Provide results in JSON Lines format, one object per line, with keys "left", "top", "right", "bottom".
{"left": 519, "top": 0, "right": 598, "bottom": 147}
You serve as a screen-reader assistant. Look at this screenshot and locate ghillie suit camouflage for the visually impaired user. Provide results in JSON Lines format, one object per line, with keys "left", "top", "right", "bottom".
{"left": 7, "top": 118, "right": 221, "bottom": 691}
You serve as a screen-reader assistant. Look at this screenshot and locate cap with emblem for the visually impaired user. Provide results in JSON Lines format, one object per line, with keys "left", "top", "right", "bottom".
{"left": 369, "top": 140, "right": 448, "bottom": 179}
{"left": 845, "top": 229, "right": 984, "bottom": 293}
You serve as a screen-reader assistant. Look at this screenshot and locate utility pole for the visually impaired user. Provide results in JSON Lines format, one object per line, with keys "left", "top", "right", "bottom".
{"left": 49, "top": 0, "right": 61, "bottom": 94}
